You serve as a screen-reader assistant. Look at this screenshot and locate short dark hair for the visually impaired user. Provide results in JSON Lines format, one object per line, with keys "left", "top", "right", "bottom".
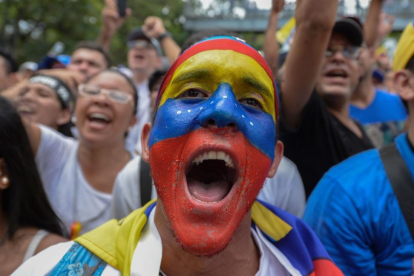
{"left": 0, "top": 49, "right": 18, "bottom": 74}
{"left": 86, "top": 69, "right": 138, "bottom": 116}
{"left": 149, "top": 70, "right": 167, "bottom": 92}
{"left": 0, "top": 96, "right": 65, "bottom": 241}
{"left": 406, "top": 55, "right": 414, "bottom": 73}
{"left": 73, "top": 41, "right": 112, "bottom": 68}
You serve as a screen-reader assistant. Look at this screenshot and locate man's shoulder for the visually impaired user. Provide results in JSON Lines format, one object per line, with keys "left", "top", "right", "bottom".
{"left": 324, "top": 148, "right": 385, "bottom": 187}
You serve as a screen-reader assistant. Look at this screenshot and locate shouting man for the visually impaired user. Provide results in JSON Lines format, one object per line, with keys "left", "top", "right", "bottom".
{"left": 14, "top": 37, "right": 342, "bottom": 276}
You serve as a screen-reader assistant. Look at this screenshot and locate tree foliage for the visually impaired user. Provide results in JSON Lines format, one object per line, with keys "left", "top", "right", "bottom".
{"left": 0, "top": 0, "right": 188, "bottom": 65}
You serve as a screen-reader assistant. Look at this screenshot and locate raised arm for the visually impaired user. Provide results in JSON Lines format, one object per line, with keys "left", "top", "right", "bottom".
{"left": 281, "top": 0, "right": 338, "bottom": 128}
{"left": 364, "top": 0, "right": 385, "bottom": 48}
{"left": 142, "top": 16, "right": 181, "bottom": 64}
{"left": 1, "top": 81, "right": 42, "bottom": 154}
{"left": 263, "top": 0, "right": 285, "bottom": 75}
{"left": 98, "top": 0, "right": 131, "bottom": 52}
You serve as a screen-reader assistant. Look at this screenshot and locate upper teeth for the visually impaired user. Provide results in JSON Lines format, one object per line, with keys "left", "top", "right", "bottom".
{"left": 192, "top": 151, "right": 235, "bottom": 168}
{"left": 17, "top": 106, "right": 34, "bottom": 113}
{"left": 90, "top": 113, "right": 109, "bottom": 121}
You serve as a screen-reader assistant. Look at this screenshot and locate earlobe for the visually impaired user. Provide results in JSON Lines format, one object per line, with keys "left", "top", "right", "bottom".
{"left": 267, "top": 141, "right": 284, "bottom": 178}
{"left": 141, "top": 123, "right": 152, "bottom": 162}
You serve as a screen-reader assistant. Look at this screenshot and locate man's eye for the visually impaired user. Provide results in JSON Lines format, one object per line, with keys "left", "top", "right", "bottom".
{"left": 179, "top": 89, "right": 208, "bottom": 98}
{"left": 239, "top": 98, "right": 263, "bottom": 110}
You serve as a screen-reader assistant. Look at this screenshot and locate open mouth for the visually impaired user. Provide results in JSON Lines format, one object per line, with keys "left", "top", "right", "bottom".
{"left": 134, "top": 54, "right": 145, "bottom": 61}
{"left": 325, "top": 69, "right": 348, "bottom": 79}
{"left": 17, "top": 105, "right": 35, "bottom": 115}
{"left": 87, "top": 113, "right": 112, "bottom": 127}
{"left": 186, "top": 151, "right": 237, "bottom": 203}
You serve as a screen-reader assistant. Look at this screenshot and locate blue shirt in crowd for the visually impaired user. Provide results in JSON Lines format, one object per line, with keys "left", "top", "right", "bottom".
{"left": 350, "top": 90, "right": 407, "bottom": 147}
{"left": 303, "top": 133, "right": 414, "bottom": 275}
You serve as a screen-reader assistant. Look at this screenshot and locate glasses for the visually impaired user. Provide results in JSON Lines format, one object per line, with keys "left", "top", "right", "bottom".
{"left": 78, "top": 84, "right": 133, "bottom": 104}
{"left": 127, "top": 40, "right": 155, "bottom": 50}
{"left": 325, "top": 46, "right": 361, "bottom": 60}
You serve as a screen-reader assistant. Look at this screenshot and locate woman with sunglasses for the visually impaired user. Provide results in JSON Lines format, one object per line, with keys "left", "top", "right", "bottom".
{"left": 16, "top": 69, "right": 138, "bottom": 239}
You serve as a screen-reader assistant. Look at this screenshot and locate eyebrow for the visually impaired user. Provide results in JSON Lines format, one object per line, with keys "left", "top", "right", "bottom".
{"left": 172, "top": 69, "right": 213, "bottom": 84}
{"left": 240, "top": 75, "right": 272, "bottom": 98}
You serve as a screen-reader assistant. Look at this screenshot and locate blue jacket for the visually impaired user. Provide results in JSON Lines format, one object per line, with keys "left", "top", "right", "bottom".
{"left": 304, "top": 134, "right": 414, "bottom": 275}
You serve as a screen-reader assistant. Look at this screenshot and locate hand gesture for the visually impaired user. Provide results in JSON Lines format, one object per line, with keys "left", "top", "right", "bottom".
{"left": 38, "top": 69, "right": 86, "bottom": 94}
{"left": 142, "top": 16, "right": 167, "bottom": 39}
{"left": 102, "top": 0, "right": 131, "bottom": 36}
{"left": 377, "top": 12, "right": 394, "bottom": 40}
{"left": 272, "top": 0, "right": 285, "bottom": 14}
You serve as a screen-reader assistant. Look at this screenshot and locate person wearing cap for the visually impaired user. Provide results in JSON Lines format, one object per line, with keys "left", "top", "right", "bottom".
{"left": 13, "top": 75, "right": 74, "bottom": 137}
{"left": 13, "top": 36, "right": 343, "bottom": 276}
{"left": 264, "top": 0, "right": 374, "bottom": 198}
{"left": 303, "top": 21, "right": 414, "bottom": 275}
{"left": 350, "top": 6, "right": 407, "bottom": 148}
{"left": 0, "top": 49, "right": 18, "bottom": 92}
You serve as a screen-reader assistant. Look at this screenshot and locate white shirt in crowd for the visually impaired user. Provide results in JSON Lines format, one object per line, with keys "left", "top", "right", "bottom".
{"left": 35, "top": 125, "right": 134, "bottom": 234}
{"left": 125, "top": 80, "right": 151, "bottom": 154}
{"left": 110, "top": 156, "right": 306, "bottom": 220}
{"left": 14, "top": 206, "right": 302, "bottom": 276}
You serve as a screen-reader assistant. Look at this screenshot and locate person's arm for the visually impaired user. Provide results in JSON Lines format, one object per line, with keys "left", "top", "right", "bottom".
{"left": 364, "top": 0, "right": 385, "bottom": 48}
{"left": 98, "top": 0, "right": 131, "bottom": 52}
{"left": 281, "top": 0, "right": 338, "bottom": 128}
{"left": 142, "top": 16, "right": 181, "bottom": 64}
{"left": 263, "top": 0, "right": 285, "bottom": 75}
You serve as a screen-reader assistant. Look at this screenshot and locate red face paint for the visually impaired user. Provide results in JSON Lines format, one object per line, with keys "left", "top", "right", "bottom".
{"left": 150, "top": 128, "right": 272, "bottom": 256}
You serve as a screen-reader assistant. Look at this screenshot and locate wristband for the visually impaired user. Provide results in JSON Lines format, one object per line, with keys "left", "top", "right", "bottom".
{"left": 157, "top": 32, "right": 172, "bottom": 41}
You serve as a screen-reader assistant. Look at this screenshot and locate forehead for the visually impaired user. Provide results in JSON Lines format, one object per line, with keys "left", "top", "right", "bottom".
{"left": 28, "top": 82, "right": 55, "bottom": 93}
{"left": 171, "top": 50, "right": 274, "bottom": 93}
{"left": 88, "top": 72, "right": 135, "bottom": 95}
{"left": 329, "top": 32, "right": 353, "bottom": 47}
{"left": 72, "top": 49, "right": 105, "bottom": 63}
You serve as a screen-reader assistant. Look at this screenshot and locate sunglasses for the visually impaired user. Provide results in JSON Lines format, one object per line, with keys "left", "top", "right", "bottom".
{"left": 78, "top": 84, "right": 133, "bottom": 104}
{"left": 127, "top": 40, "right": 155, "bottom": 50}
{"left": 325, "top": 46, "right": 361, "bottom": 60}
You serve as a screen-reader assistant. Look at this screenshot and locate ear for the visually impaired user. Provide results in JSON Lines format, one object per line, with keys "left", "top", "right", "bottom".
{"left": 394, "top": 70, "right": 414, "bottom": 102}
{"left": 267, "top": 141, "right": 284, "bottom": 178}
{"left": 56, "top": 108, "right": 72, "bottom": 126}
{"left": 141, "top": 123, "right": 152, "bottom": 163}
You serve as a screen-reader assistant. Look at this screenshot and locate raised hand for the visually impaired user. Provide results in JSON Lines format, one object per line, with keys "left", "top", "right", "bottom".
{"left": 377, "top": 12, "right": 395, "bottom": 40}
{"left": 102, "top": 0, "right": 132, "bottom": 37}
{"left": 272, "top": 0, "right": 285, "bottom": 14}
{"left": 142, "top": 16, "right": 167, "bottom": 39}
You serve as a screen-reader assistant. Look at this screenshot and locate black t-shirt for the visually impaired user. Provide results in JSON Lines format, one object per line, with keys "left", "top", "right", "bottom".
{"left": 280, "top": 92, "right": 374, "bottom": 198}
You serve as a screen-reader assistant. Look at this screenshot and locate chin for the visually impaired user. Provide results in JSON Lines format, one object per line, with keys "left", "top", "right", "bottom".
{"left": 149, "top": 128, "right": 272, "bottom": 256}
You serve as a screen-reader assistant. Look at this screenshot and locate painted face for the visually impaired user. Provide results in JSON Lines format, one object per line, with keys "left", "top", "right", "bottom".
{"left": 148, "top": 37, "right": 279, "bottom": 256}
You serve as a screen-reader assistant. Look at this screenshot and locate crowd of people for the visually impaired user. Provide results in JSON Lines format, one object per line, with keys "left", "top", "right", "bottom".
{"left": 0, "top": 0, "right": 413, "bottom": 274}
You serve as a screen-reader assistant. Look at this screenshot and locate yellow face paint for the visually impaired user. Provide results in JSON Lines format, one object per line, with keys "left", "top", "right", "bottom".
{"left": 158, "top": 50, "right": 276, "bottom": 123}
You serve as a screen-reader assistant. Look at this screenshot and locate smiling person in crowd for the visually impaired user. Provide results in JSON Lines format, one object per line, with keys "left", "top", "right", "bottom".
{"left": 4, "top": 69, "right": 138, "bottom": 238}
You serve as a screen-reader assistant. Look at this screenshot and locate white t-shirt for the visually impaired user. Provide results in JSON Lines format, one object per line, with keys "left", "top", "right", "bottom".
{"left": 110, "top": 156, "right": 306, "bottom": 220}
{"left": 36, "top": 126, "right": 116, "bottom": 234}
{"left": 13, "top": 207, "right": 299, "bottom": 276}
{"left": 125, "top": 80, "right": 151, "bottom": 154}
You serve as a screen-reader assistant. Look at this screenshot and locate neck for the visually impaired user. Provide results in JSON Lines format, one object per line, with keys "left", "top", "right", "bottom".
{"left": 132, "top": 70, "right": 149, "bottom": 85}
{"left": 155, "top": 201, "right": 260, "bottom": 276}
{"left": 0, "top": 208, "right": 8, "bottom": 242}
{"left": 77, "top": 140, "right": 129, "bottom": 170}
{"left": 351, "top": 74, "right": 376, "bottom": 108}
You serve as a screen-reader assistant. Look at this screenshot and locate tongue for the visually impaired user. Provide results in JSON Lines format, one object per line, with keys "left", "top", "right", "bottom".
{"left": 187, "top": 179, "right": 231, "bottom": 203}
{"left": 88, "top": 119, "right": 109, "bottom": 130}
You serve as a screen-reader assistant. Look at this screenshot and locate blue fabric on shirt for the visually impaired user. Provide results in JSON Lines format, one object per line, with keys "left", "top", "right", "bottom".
{"left": 303, "top": 134, "right": 414, "bottom": 275}
{"left": 350, "top": 90, "right": 407, "bottom": 125}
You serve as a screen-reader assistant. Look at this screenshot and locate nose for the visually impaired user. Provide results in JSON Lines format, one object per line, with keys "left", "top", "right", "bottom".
{"left": 198, "top": 83, "right": 244, "bottom": 130}
{"left": 20, "top": 88, "right": 36, "bottom": 101}
{"left": 331, "top": 49, "right": 346, "bottom": 63}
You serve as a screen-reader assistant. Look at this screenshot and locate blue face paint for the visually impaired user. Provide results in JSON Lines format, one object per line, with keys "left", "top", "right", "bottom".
{"left": 149, "top": 83, "right": 276, "bottom": 160}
